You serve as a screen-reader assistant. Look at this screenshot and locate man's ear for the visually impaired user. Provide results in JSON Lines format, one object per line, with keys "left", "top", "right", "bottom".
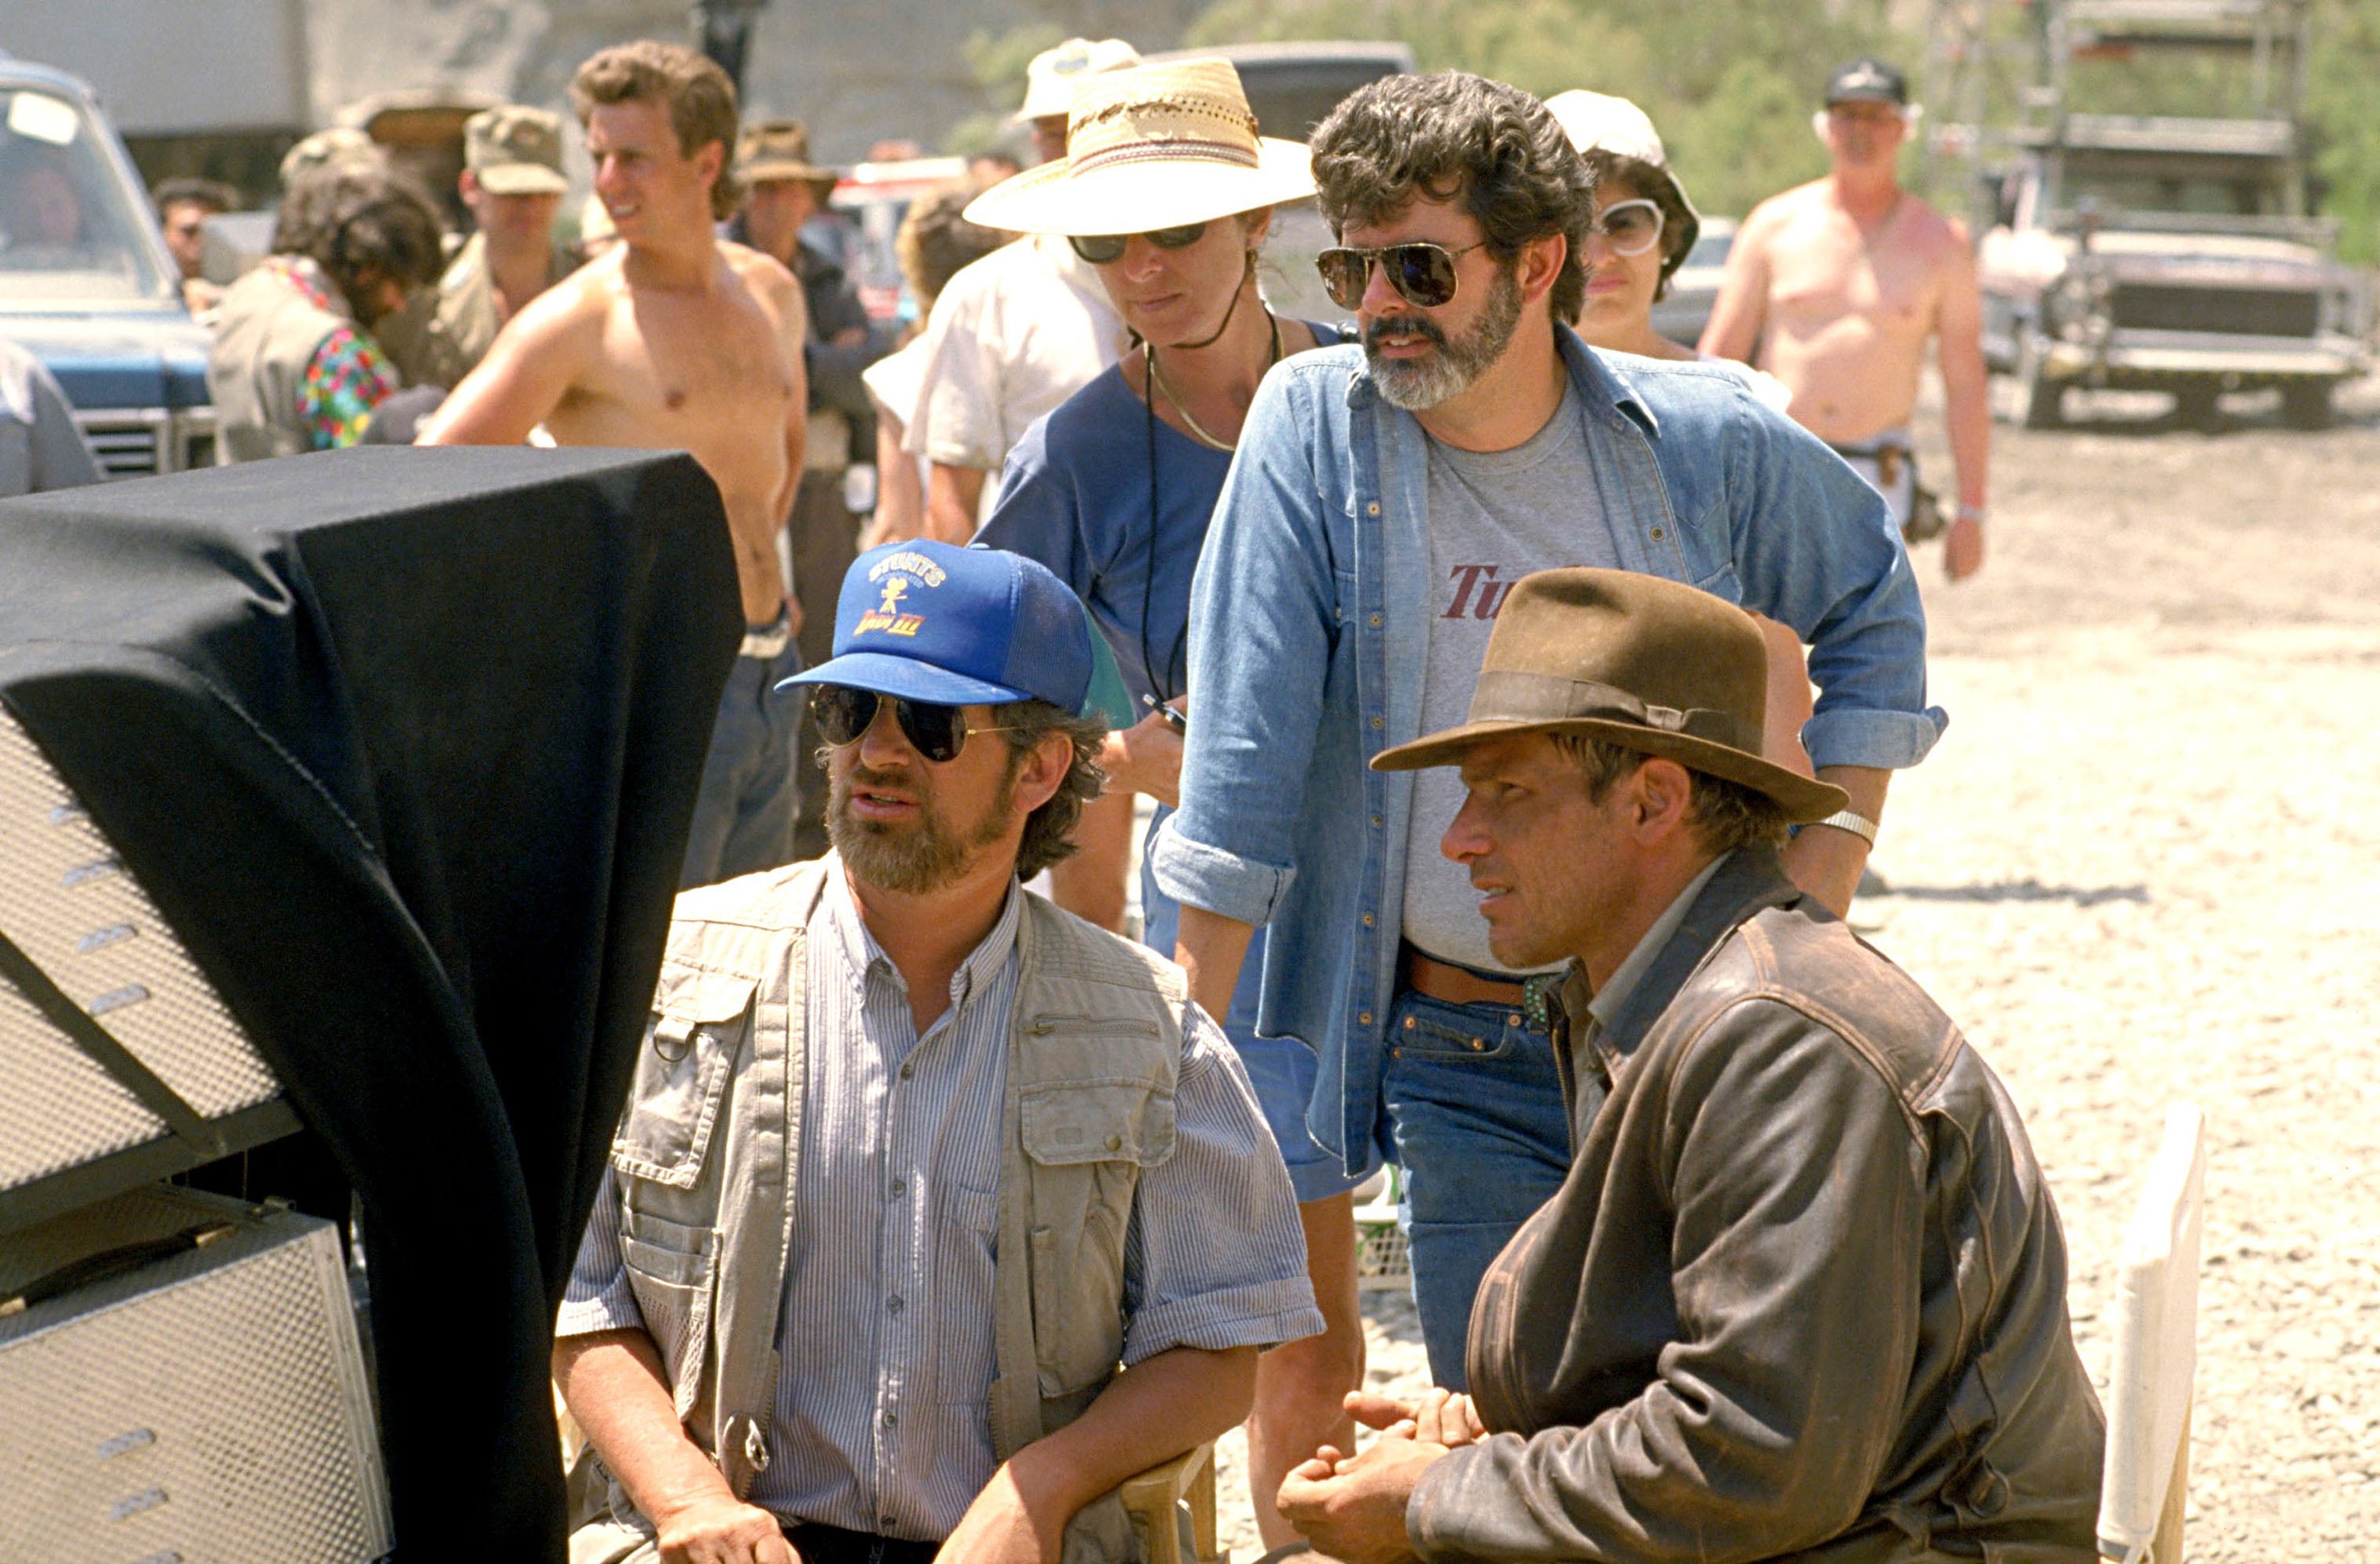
{"left": 1629, "top": 757, "right": 1696, "bottom": 840}
{"left": 1515, "top": 231, "right": 1568, "bottom": 305}
{"left": 1010, "top": 730, "right": 1075, "bottom": 816}
{"left": 694, "top": 137, "right": 725, "bottom": 190}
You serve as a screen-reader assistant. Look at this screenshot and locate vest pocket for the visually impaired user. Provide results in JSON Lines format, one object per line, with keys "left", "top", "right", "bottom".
{"left": 611, "top": 967, "right": 758, "bottom": 1189}
{"left": 1021, "top": 1078, "right": 1176, "bottom": 1398}
{"left": 620, "top": 1204, "right": 718, "bottom": 1419}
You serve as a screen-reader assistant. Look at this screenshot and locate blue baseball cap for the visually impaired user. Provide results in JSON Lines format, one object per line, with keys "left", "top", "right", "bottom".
{"left": 777, "top": 540, "right": 1093, "bottom": 711}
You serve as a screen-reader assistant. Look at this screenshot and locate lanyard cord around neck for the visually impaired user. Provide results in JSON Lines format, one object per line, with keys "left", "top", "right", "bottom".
{"left": 1139, "top": 260, "right": 1278, "bottom": 707}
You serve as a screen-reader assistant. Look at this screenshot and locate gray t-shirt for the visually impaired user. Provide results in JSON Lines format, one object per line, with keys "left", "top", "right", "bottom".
{"left": 1401, "top": 383, "right": 1619, "bottom": 973}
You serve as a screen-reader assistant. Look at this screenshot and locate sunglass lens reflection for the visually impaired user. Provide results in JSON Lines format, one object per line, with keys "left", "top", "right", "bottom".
{"left": 812, "top": 686, "right": 970, "bottom": 762}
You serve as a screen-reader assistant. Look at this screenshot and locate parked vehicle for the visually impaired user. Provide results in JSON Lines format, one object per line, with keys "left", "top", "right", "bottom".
{"left": 0, "top": 55, "right": 215, "bottom": 475}
{"left": 1972, "top": 0, "right": 2369, "bottom": 428}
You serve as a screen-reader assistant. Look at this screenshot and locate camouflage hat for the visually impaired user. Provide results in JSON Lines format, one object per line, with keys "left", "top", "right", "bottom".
{"left": 738, "top": 119, "right": 839, "bottom": 190}
{"left": 278, "top": 126, "right": 381, "bottom": 190}
{"left": 466, "top": 106, "right": 569, "bottom": 196}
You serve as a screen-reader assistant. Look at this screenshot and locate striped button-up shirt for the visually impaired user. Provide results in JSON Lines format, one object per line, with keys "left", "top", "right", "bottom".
{"left": 561, "top": 870, "right": 1322, "bottom": 1538}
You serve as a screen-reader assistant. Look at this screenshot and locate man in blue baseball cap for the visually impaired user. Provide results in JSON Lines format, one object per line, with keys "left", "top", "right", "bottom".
{"left": 558, "top": 539, "right": 1322, "bottom": 1564}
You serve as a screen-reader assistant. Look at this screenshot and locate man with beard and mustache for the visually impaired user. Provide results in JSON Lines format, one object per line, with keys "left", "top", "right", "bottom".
{"left": 1151, "top": 71, "right": 1946, "bottom": 1391}
{"left": 558, "top": 539, "right": 1321, "bottom": 1564}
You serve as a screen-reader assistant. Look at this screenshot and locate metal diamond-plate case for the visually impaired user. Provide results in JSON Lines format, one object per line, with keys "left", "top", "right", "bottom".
{"left": 0, "top": 1188, "right": 393, "bottom": 1561}
{"left": 0, "top": 707, "right": 281, "bottom": 1191}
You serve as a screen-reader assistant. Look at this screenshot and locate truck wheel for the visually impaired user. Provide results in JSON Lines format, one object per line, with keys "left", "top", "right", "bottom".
{"left": 2172, "top": 382, "right": 2222, "bottom": 430}
{"left": 2280, "top": 380, "right": 2335, "bottom": 431}
{"left": 2016, "top": 340, "right": 2065, "bottom": 430}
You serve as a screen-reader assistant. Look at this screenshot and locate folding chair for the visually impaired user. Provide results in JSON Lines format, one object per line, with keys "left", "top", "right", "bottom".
{"left": 1120, "top": 1439, "right": 1223, "bottom": 1564}
{"left": 2096, "top": 1104, "right": 2207, "bottom": 1564}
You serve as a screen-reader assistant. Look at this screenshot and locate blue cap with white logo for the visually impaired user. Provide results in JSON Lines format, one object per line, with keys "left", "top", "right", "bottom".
{"left": 776, "top": 540, "right": 1094, "bottom": 712}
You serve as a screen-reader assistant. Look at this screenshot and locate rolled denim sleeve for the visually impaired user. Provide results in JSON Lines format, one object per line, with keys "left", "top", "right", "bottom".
{"left": 554, "top": 1164, "right": 645, "bottom": 1338}
{"left": 1148, "top": 366, "right": 1340, "bottom": 927}
{"left": 1723, "top": 398, "right": 1947, "bottom": 772}
{"left": 1121, "top": 1001, "right": 1324, "bottom": 1362}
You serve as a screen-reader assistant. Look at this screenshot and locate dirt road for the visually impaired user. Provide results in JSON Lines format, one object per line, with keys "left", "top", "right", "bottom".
{"left": 1212, "top": 379, "right": 2380, "bottom": 1560}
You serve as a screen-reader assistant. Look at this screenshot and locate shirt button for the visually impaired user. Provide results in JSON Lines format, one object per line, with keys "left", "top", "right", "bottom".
{"left": 1370, "top": 815, "right": 1383, "bottom": 828}
{"left": 1650, "top": 526, "right": 1666, "bottom": 541}
{"left": 899, "top": 1062, "right": 914, "bottom": 1079}
{"left": 883, "top": 1411, "right": 898, "bottom": 1429}
{"left": 1369, "top": 613, "right": 1383, "bottom": 627}
{"left": 889, "top": 1178, "right": 907, "bottom": 1198}
{"left": 882, "top": 1516, "right": 896, "bottom": 1531}
{"left": 1361, "top": 913, "right": 1375, "bottom": 927}
{"left": 888, "top": 1296, "right": 904, "bottom": 1315}
{"left": 1370, "top": 715, "right": 1383, "bottom": 729}
{"left": 1366, "top": 501, "right": 1380, "bottom": 515}
{"left": 1105, "top": 1133, "right": 1124, "bottom": 1151}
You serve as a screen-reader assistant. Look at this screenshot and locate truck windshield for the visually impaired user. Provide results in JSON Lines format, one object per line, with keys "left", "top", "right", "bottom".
{"left": 0, "top": 85, "right": 176, "bottom": 304}
{"left": 2061, "top": 162, "right": 2282, "bottom": 220}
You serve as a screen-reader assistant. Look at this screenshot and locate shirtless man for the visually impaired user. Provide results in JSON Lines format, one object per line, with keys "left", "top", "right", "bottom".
{"left": 1702, "top": 57, "right": 1989, "bottom": 582}
{"left": 420, "top": 40, "right": 810, "bottom": 888}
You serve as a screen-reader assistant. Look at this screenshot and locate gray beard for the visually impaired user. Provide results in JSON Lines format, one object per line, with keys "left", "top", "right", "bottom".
{"left": 1364, "top": 265, "right": 1524, "bottom": 411}
{"left": 827, "top": 761, "right": 1019, "bottom": 895}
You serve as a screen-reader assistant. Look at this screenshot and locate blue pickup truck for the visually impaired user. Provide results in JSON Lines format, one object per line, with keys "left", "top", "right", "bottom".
{"left": 1, "top": 54, "right": 215, "bottom": 475}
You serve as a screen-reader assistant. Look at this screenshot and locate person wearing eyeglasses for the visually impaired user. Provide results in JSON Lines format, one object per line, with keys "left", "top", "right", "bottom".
{"left": 1150, "top": 71, "right": 1945, "bottom": 1393}
{"left": 965, "top": 57, "right": 1368, "bottom": 1548}
{"left": 558, "top": 537, "right": 1322, "bottom": 1564}
{"left": 1546, "top": 89, "right": 1816, "bottom": 782}
{"left": 1701, "top": 59, "right": 1992, "bottom": 583}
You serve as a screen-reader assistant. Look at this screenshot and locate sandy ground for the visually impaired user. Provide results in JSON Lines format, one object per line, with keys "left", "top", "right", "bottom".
{"left": 1204, "top": 376, "right": 2380, "bottom": 1561}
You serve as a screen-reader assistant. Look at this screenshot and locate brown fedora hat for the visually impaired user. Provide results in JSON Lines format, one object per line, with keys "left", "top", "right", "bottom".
{"left": 1371, "top": 568, "right": 1849, "bottom": 824}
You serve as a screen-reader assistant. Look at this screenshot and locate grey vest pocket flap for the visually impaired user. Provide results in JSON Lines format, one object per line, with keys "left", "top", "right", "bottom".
{"left": 1021, "top": 1080, "right": 1177, "bottom": 1166}
{"left": 612, "top": 968, "right": 758, "bottom": 1188}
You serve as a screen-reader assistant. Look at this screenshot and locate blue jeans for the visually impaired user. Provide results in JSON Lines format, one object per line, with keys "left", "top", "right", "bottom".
{"left": 1379, "top": 988, "right": 1572, "bottom": 1388}
{"left": 679, "top": 638, "right": 805, "bottom": 889}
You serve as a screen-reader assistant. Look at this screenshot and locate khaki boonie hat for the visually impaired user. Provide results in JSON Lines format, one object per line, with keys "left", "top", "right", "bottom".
{"left": 466, "top": 107, "right": 569, "bottom": 196}
{"left": 966, "top": 58, "right": 1314, "bottom": 238}
{"left": 278, "top": 127, "right": 380, "bottom": 189}
{"left": 738, "top": 118, "right": 839, "bottom": 191}
{"left": 1371, "top": 569, "right": 1849, "bottom": 824}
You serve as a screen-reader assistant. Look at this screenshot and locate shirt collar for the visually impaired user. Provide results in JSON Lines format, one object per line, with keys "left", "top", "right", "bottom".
{"left": 822, "top": 856, "right": 1025, "bottom": 1012}
{"left": 1339, "top": 322, "right": 1658, "bottom": 440}
{"left": 1586, "top": 851, "right": 1734, "bottom": 1034}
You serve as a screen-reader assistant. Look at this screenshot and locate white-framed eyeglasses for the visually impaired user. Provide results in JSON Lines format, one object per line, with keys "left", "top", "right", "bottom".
{"left": 1587, "top": 198, "right": 1665, "bottom": 257}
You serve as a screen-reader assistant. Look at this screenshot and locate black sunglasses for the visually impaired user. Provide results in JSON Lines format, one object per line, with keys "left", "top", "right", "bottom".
{"left": 1068, "top": 223, "right": 1209, "bottom": 265}
{"left": 1314, "top": 241, "right": 1487, "bottom": 311}
{"left": 809, "top": 685, "right": 1019, "bottom": 763}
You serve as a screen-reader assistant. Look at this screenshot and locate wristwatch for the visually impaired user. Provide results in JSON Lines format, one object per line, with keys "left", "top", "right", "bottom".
{"left": 1811, "top": 809, "right": 1880, "bottom": 846}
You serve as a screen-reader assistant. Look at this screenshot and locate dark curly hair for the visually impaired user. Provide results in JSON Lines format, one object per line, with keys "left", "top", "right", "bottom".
{"left": 272, "top": 164, "right": 445, "bottom": 318}
{"left": 1310, "top": 71, "right": 1594, "bottom": 323}
{"left": 995, "top": 701, "right": 1111, "bottom": 882}
{"left": 896, "top": 181, "right": 1012, "bottom": 311}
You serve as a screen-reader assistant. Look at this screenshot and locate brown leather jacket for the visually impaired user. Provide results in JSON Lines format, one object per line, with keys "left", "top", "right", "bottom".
{"left": 1408, "top": 848, "right": 2104, "bottom": 1562}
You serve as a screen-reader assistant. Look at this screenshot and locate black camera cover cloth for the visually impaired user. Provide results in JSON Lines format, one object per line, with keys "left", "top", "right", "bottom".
{"left": 0, "top": 446, "right": 742, "bottom": 1558}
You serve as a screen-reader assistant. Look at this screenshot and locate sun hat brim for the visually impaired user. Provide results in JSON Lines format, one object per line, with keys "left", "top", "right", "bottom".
{"left": 1371, "top": 716, "right": 1850, "bottom": 824}
{"left": 963, "top": 137, "right": 1314, "bottom": 238}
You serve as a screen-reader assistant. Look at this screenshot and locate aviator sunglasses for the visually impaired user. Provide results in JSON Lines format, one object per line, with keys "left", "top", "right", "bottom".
{"left": 1068, "top": 222, "right": 1209, "bottom": 265}
{"left": 1314, "top": 240, "right": 1487, "bottom": 311}
{"left": 809, "top": 685, "right": 1021, "bottom": 763}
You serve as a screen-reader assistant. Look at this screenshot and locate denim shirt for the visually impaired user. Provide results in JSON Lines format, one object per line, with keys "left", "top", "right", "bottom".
{"left": 1148, "top": 329, "right": 1947, "bottom": 1172}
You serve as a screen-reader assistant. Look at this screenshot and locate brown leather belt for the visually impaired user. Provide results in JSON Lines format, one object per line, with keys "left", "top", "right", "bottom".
{"left": 1399, "top": 947, "right": 1530, "bottom": 1009}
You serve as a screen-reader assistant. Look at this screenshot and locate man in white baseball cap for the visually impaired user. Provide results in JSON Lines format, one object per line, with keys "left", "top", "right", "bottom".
{"left": 1015, "top": 37, "right": 1146, "bottom": 165}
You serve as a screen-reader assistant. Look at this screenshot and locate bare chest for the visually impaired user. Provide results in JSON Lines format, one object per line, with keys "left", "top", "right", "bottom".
{"left": 1765, "top": 208, "right": 1939, "bottom": 340}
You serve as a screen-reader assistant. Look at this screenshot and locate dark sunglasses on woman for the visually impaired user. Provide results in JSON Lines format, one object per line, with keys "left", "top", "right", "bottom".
{"left": 810, "top": 685, "right": 1021, "bottom": 763}
{"left": 1067, "top": 222, "right": 1209, "bottom": 265}
{"left": 1313, "top": 240, "right": 1487, "bottom": 311}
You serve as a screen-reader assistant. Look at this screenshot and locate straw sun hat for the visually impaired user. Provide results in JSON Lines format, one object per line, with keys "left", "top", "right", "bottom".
{"left": 965, "top": 58, "right": 1314, "bottom": 238}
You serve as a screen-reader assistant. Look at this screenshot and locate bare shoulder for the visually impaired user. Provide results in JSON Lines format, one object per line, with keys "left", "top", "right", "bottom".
{"left": 502, "top": 249, "right": 618, "bottom": 353}
{"left": 1741, "top": 179, "right": 1831, "bottom": 241}
{"left": 718, "top": 239, "right": 805, "bottom": 329}
{"left": 1897, "top": 194, "right": 1973, "bottom": 264}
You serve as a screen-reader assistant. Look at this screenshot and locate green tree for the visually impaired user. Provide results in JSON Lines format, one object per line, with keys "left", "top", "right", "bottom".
{"left": 1183, "top": 0, "right": 1909, "bottom": 217}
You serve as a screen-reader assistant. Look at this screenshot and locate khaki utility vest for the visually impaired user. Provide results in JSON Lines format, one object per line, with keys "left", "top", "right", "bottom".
{"left": 207, "top": 261, "right": 351, "bottom": 464}
{"left": 601, "top": 861, "right": 1183, "bottom": 1559}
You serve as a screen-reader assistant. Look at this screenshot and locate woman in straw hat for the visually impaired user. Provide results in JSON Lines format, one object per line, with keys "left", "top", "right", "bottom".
{"left": 1546, "top": 89, "right": 1817, "bottom": 780}
{"left": 968, "top": 56, "right": 1363, "bottom": 1546}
